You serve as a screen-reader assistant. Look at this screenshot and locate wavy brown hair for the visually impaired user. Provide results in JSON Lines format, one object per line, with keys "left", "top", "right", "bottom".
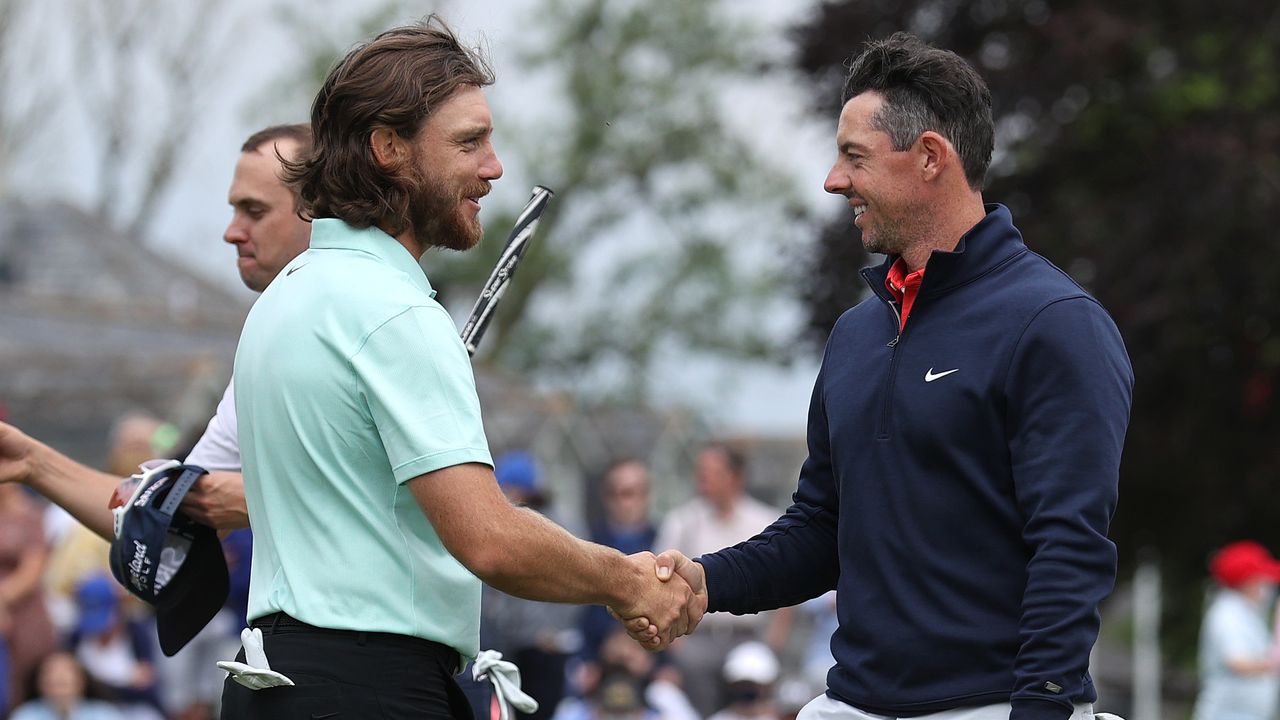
{"left": 283, "top": 16, "right": 494, "bottom": 233}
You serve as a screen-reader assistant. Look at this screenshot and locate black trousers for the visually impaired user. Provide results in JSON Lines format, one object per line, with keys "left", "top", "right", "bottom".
{"left": 220, "top": 613, "right": 475, "bottom": 719}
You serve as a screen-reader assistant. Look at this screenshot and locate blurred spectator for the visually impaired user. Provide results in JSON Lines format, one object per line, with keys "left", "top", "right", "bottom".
{"left": 709, "top": 641, "right": 780, "bottom": 720}
{"left": 555, "top": 668, "right": 656, "bottom": 720}
{"left": 772, "top": 678, "right": 813, "bottom": 720}
{"left": 68, "top": 574, "right": 164, "bottom": 720}
{"left": 653, "top": 442, "right": 787, "bottom": 716}
{"left": 103, "top": 414, "right": 179, "bottom": 481}
{"left": 579, "top": 459, "right": 659, "bottom": 669}
{"left": 43, "top": 524, "right": 112, "bottom": 636}
{"left": 590, "top": 459, "right": 657, "bottom": 555}
{"left": 1191, "top": 540, "right": 1280, "bottom": 720}
{"left": 0, "top": 482, "right": 57, "bottom": 712}
{"left": 10, "top": 650, "right": 125, "bottom": 720}
{"left": 554, "top": 627, "right": 696, "bottom": 720}
{"left": 796, "top": 591, "right": 838, "bottom": 692}
{"left": 45, "top": 413, "right": 174, "bottom": 635}
{"left": 479, "top": 450, "right": 581, "bottom": 720}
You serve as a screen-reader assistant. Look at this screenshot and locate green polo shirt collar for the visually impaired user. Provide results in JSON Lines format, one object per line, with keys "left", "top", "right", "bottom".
{"left": 310, "top": 218, "right": 437, "bottom": 298}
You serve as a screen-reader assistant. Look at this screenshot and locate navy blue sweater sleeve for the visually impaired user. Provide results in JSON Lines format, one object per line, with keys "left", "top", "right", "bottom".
{"left": 1004, "top": 297, "right": 1132, "bottom": 720}
{"left": 700, "top": 357, "right": 841, "bottom": 614}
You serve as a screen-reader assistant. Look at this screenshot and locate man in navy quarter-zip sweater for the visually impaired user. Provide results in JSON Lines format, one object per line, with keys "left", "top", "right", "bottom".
{"left": 627, "top": 32, "right": 1133, "bottom": 720}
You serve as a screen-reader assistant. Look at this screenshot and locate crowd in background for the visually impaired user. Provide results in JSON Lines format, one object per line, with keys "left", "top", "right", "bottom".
{"left": 0, "top": 407, "right": 828, "bottom": 720}
{"left": 12, "top": 407, "right": 1280, "bottom": 719}
{"left": 0, "top": 411, "right": 250, "bottom": 720}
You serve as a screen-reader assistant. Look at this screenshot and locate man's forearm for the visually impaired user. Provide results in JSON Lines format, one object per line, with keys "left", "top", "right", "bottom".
{"left": 410, "top": 464, "right": 693, "bottom": 640}
{"left": 27, "top": 440, "right": 119, "bottom": 541}
{"left": 478, "top": 507, "right": 698, "bottom": 646}
{"left": 470, "top": 505, "right": 645, "bottom": 607}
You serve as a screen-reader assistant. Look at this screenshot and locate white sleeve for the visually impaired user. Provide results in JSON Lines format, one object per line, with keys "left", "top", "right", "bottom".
{"left": 184, "top": 380, "right": 242, "bottom": 471}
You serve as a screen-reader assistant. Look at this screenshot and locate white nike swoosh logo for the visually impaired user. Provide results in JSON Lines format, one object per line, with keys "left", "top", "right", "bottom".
{"left": 924, "top": 368, "right": 959, "bottom": 382}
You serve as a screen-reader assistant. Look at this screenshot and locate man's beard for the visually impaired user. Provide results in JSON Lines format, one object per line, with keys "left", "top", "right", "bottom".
{"left": 405, "top": 164, "right": 487, "bottom": 252}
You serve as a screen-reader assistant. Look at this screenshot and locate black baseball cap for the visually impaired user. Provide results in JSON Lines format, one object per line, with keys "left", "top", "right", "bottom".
{"left": 109, "top": 461, "right": 229, "bottom": 656}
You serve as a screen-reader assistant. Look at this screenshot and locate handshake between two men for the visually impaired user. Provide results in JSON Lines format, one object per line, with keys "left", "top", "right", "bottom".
{"left": 614, "top": 550, "right": 708, "bottom": 651}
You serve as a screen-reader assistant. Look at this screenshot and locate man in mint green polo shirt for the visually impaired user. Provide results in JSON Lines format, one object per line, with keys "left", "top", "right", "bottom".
{"left": 221, "top": 17, "right": 702, "bottom": 720}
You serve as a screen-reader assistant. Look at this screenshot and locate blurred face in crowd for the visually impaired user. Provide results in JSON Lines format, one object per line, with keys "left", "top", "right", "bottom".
{"left": 404, "top": 85, "right": 503, "bottom": 252}
{"left": 604, "top": 461, "right": 650, "bottom": 528}
{"left": 600, "top": 627, "right": 656, "bottom": 679}
{"left": 696, "top": 447, "right": 740, "bottom": 509}
{"left": 37, "top": 652, "right": 88, "bottom": 712}
{"left": 224, "top": 138, "right": 312, "bottom": 292}
{"left": 105, "top": 413, "right": 166, "bottom": 477}
{"left": 1240, "top": 576, "right": 1278, "bottom": 603}
{"left": 824, "top": 91, "right": 929, "bottom": 258}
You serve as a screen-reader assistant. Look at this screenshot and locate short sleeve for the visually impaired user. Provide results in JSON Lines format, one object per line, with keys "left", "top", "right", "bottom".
{"left": 184, "top": 380, "right": 242, "bottom": 471}
{"left": 351, "top": 305, "right": 492, "bottom": 483}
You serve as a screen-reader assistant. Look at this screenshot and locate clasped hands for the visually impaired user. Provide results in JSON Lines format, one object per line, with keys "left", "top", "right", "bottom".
{"left": 610, "top": 550, "right": 707, "bottom": 651}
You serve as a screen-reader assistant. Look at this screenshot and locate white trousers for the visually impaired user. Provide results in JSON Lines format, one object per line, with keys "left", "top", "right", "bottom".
{"left": 797, "top": 693, "right": 1099, "bottom": 720}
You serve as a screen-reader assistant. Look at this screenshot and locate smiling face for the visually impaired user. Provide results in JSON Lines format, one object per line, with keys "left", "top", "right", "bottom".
{"left": 823, "top": 91, "right": 931, "bottom": 259}
{"left": 223, "top": 138, "right": 312, "bottom": 291}
{"left": 404, "top": 85, "right": 503, "bottom": 252}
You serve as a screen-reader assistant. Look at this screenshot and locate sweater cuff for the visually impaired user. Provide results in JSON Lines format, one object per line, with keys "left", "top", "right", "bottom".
{"left": 1009, "top": 698, "right": 1073, "bottom": 720}
{"left": 692, "top": 555, "right": 724, "bottom": 613}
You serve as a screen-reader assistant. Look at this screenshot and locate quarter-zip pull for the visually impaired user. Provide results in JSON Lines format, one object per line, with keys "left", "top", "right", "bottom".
{"left": 886, "top": 301, "right": 902, "bottom": 347}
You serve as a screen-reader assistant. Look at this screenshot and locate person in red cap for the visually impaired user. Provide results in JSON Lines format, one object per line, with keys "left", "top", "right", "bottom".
{"left": 1191, "top": 540, "right": 1280, "bottom": 720}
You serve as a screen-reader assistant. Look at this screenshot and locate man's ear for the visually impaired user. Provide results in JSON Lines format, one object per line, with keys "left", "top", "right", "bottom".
{"left": 370, "top": 127, "right": 409, "bottom": 170}
{"left": 917, "top": 131, "right": 951, "bottom": 183}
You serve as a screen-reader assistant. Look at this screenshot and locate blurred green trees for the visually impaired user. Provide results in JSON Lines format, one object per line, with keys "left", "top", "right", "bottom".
{"left": 278, "top": 1, "right": 815, "bottom": 402}
{"left": 792, "top": 0, "right": 1280, "bottom": 663}
{"left": 428, "top": 0, "right": 813, "bottom": 402}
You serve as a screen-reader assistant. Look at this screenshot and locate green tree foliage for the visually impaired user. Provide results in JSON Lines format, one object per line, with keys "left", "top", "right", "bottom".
{"left": 429, "top": 0, "right": 813, "bottom": 402}
{"left": 792, "top": 0, "right": 1280, "bottom": 663}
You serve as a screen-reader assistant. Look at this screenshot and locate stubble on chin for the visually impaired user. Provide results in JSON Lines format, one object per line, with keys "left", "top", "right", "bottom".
{"left": 861, "top": 230, "right": 900, "bottom": 258}
{"left": 860, "top": 217, "right": 911, "bottom": 258}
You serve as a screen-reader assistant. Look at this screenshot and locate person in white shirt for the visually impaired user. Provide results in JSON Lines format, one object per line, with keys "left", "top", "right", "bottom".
{"left": 654, "top": 443, "right": 786, "bottom": 717}
{"left": 0, "top": 123, "right": 314, "bottom": 538}
{"left": 1191, "top": 540, "right": 1280, "bottom": 720}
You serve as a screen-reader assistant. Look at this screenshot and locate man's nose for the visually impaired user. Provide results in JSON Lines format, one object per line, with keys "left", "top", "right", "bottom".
{"left": 481, "top": 145, "right": 503, "bottom": 181}
{"left": 823, "top": 164, "right": 849, "bottom": 195}
{"left": 224, "top": 218, "right": 248, "bottom": 245}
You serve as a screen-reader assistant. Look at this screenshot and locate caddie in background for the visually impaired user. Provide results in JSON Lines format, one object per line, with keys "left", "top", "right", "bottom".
{"left": 0, "top": 124, "right": 309, "bottom": 718}
{"left": 223, "top": 16, "right": 697, "bottom": 719}
{"left": 631, "top": 32, "right": 1134, "bottom": 720}
{"left": 0, "top": 123, "right": 315, "bottom": 540}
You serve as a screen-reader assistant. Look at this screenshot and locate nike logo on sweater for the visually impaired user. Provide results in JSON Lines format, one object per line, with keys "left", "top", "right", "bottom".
{"left": 924, "top": 368, "right": 959, "bottom": 382}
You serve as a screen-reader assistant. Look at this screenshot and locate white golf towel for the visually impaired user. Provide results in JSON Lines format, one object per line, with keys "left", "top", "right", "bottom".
{"left": 216, "top": 627, "right": 296, "bottom": 690}
{"left": 472, "top": 649, "right": 539, "bottom": 720}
